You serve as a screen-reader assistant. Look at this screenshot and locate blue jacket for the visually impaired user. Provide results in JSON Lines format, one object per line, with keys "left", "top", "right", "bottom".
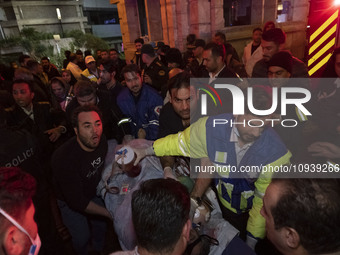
{"left": 117, "top": 84, "right": 163, "bottom": 140}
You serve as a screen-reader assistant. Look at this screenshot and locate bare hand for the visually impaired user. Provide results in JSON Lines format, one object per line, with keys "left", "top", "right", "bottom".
{"left": 44, "top": 127, "right": 62, "bottom": 142}
{"left": 308, "top": 142, "right": 340, "bottom": 159}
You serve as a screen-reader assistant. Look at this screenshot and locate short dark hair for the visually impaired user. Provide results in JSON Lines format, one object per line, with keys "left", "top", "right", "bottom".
{"left": 12, "top": 79, "right": 34, "bottom": 93}
{"left": 165, "top": 48, "right": 183, "bottom": 67}
{"left": 101, "top": 49, "right": 108, "bottom": 54}
{"left": 271, "top": 178, "right": 340, "bottom": 254}
{"left": 18, "top": 54, "right": 30, "bottom": 64}
{"left": 204, "top": 42, "right": 225, "bottom": 61}
{"left": 73, "top": 80, "right": 96, "bottom": 98}
{"left": 41, "top": 56, "right": 49, "bottom": 62}
{"left": 132, "top": 179, "right": 190, "bottom": 253}
{"left": 76, "top": 49, "right": 83, "bottom": 55}
{"left": 84, "top": 50, "right": 92, "bottom": 57}
{"left": 186, "top": 34, "right": 196, "bottom": 45}
{"left": 215, "top": 32, "right": 226, "bottom": 42}
{"left": 168, "top": 71, "right": 192, "bottom": 94}
{"left": 253, "top": 27, "right": 262, "bottom": 33}
{"left": 69, "top": 53, "right": 77, "bottom": 62}
{"left": 26, "top": 60, "right": 40, "bottom": 71}
{"left": 121, "top": 64, "right": 141, "bottom": 77}
{"left": 71, "top": 104, "right": 102, "bottom": 128}
{"left": 109, "top": 48, "right": 118, "bottom": 54}
{"left": 262, "top": 28, "right": 286, "bottom": 45}
{"left": 134, "top": 38, "right": 144, "bottom": 44}
{"left": 100, "top": 60, "right": 117, "bottom": 74}
{"left": 0, "top": 167, "right": 36, "bottom": 233}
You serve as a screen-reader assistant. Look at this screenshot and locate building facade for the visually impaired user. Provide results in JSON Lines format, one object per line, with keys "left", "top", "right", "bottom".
{"left": 0, "top": 0, "right": 87, "bottom": 39}
{"left": 111, "top": 0, "right": 309, "bottom": 63}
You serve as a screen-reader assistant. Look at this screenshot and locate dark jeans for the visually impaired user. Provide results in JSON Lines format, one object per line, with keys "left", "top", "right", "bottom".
{"left": 57, "top": 196, "right": 107, "bottom": 255}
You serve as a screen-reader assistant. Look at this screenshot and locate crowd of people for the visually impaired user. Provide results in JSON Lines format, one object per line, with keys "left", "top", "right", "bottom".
{"left": 1, "top": 20, "right": 340, "bottom": 255}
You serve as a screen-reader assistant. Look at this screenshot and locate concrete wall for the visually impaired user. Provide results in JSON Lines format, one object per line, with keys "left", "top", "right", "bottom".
{"left": 0, "top": 1, "right": 87, "bottom": 38}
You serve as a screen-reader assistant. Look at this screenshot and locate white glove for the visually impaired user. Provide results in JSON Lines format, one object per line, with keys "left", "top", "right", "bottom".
{"left": 133, "top": 146, "right": 155, "bottom": 166}
{"left": 163, "top": 166, "right": 177, "bottom": 180}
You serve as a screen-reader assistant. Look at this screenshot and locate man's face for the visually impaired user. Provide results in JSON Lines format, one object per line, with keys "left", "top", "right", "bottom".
{"left": 261, "top": 182, "right": 287, "bottom": 254}
{"left": 335, "top": 54, "right": 340, "bottom": 78}
{"left": 268, "top": 66, "right": 291, "bottom": 88}
{"left": 214, "top": 35, "right": 224, "bottom": 45}
{"left": 110, "top": 51, "right": 119, "bottom": 61}
{"left": 77, "top": 93, "right": 97, "bottom": 106}
{"left": 96, "top": 50, "right": 101, "bottom": 56}
{"left": 253, "top": 30, "right": 262, "bottom": 44}
{"left": 41, "top": 59, "right": 49, "bottom": 69}
{"left": 135, "top": 42, "right": 143, "bottom": 52}
{"left": 86, "top": 61, "right": 96, "bottom": 72}
{"left": 62, "top": 71, "right": 71, "bottom": 83}
{"left": 170, "top": 86, "right": 199, "bottom": 120}
{"left": 234, "top": 114, "right": 266, "bottom": 145}
{"left": 101, "top": 51, "right": 109, "bottom": 60}
{"left": 262, "top": 40, "right": 279, "bottom": 62}
{"left": 99, "top": 64, "right": 112, "bottom": 85}
{"left": 76, "top": 54, "right": 83, "bottom": 62}
{"left": 193, "top": 46, "right": 203, "bottom": 58}
{"left": 12, "top": 82, "right": 34, "bottom": 109}
{"left": 203, "top": 49, "right": 220, "bottom": 73}
{"left": 75, "top": 111, "right": 103, "bottom": 152}
{"left": 124, "top": 71, "right": 142, "bottom": 96}
{"left": 51, "top": 81, "right": 66, "bottom": 99}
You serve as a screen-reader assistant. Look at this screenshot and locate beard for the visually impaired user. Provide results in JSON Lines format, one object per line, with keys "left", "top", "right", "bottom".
{"left": 78, "top": 132, "right": 101, "bottom": 151}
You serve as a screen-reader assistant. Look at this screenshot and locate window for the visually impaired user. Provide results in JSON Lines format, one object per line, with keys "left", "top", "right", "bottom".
{"left": 223, "top": 0, "right": 252, "bottom": 27}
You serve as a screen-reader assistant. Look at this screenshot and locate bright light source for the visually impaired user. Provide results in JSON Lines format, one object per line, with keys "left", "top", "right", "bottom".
{"left": 334, "top": 0, "right": 340, "bottom": 6}
{"left": 278, "top": 4, "right": 283, "bottom": 11}
{"left": 56, "top": 8, "right": 61, "bottom": 20}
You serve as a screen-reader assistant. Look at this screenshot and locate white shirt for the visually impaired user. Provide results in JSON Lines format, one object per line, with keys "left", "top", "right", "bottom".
{"left": 230, "top": 125, "right": 253, "bottom": 166}
{"left": 242, "top": 41, "right": 263, "bottom": 77}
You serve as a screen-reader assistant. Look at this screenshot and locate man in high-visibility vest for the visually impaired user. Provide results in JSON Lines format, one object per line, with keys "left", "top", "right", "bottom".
{"left": 133, "top": 86, "right": 291, "bottom": 249}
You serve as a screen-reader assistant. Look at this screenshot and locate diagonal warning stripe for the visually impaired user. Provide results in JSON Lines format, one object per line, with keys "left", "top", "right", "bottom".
{"left": 310, "top": 10, "right": 338, "bottom": 43}
{"left": 308, "top": 38, "right": 336, "bottom": 66}
{"left": 308, "top": 53, "right": 332, "bottom": 76}
{"left": 309, "top": 24, "right": 337, "bottom": 55}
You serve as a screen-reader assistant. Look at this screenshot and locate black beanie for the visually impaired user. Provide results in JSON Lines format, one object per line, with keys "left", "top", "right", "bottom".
{"left": 268, "top": 51, "right": 293, "bottom": 73}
